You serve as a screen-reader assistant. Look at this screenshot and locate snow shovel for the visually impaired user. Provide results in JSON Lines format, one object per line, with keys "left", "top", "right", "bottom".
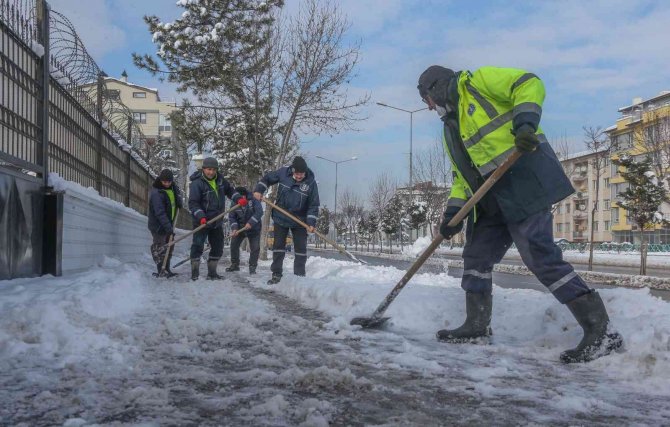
{"left": 157, "top": 211, "right": 180, "bottom": 277}
{"left": 163, "top": 203, "right": 242, "bottom": 249}
{"left": 172, "top": 245, "right": 211, "bottom": 269}
{"left": 262, "top": 197, "right": 367, "bottom": 265}
{"left": 350, "top": 150, "right": 523, "bottom": 328}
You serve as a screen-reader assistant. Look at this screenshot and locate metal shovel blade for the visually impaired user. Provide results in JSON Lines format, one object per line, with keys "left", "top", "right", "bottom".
{"left": 346, "top": 251, "right": 368, "bottom": 265}
{"left": 350, "top": 315, "right": 391, "bottom": 328}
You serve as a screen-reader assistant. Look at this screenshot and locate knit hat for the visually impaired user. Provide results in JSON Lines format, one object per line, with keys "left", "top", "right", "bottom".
{"left": 235, "top": 186, "right": 248, "bottom": 195}
{"left": 202, "top": 157, "right": 218, "bottom": 169}
{"left": 291, "top": 156, "right": 308, "bottom": 173}
{"left": 417, "top": 65, "right": 455, "bottom": 107}
{"left": 158, "top": 169, "right": 174, "bottom": 182}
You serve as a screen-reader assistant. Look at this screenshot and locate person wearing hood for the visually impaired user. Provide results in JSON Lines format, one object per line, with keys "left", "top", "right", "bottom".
{"left": 188, "top": 157, "right": 247, "bottom": 281}
{"left": 417, "top": 65, "right": 623, "bottom": 363}
{"left": 253, "top": 156, "right": 320, "bottom": 285}
{"left": 148, "top": 169, "right": 183, "bottom": 277}
{"left": 226, "top": 186, "right": 263, "bottom": 275}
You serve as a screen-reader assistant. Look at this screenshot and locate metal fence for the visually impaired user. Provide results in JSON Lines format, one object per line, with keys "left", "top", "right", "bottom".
{"left": 1, "top": 0, "right": 191, "bottom": 229}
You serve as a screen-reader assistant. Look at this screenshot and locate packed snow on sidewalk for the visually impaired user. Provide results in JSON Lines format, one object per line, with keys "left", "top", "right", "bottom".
{"left": 2, "top": 255, "right": 670, "bottom": 424}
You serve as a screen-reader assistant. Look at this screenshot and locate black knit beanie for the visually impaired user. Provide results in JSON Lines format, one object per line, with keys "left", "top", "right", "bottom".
{"left": 158, "top": 169, "right": 174, "bottom": 182}
{"left": 291, "top": 156, "right": 308, "bottom": 173}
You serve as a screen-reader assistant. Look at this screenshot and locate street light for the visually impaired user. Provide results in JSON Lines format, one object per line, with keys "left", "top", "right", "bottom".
{"left": 315, "top": 155, "right": 357, "bottom": 239}
{"left": 376, "top": 102, "right": 427, "bottom": 198}
{"left": 192, "top": 153, "right": 205, "bottom": 170}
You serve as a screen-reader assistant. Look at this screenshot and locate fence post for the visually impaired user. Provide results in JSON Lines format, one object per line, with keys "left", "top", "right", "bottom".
{"left": 125, "top": 117, "right": 132, "bottom": 207}
{"left": 95, "top": 74, "right": 104, "bottom": 193}
{"left": 37, "top": 0, "right": 50, "bottom": 187}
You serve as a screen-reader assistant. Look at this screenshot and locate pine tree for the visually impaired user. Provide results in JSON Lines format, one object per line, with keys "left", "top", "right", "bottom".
{"left": 381, "top": 196, "right": 403, "bottom": 250}
{"left": 357, "top": 211, "right": 378, "bottom": 252}
{"left": 316, "top": 206, "right": 331, "bottom": 248}
{"left": 133, "top": 0, "right": 283, "bottom": 96}
{"left": 613, "top": 155, "right": 667, "bottom": 275}
{"left": 407, "top": 200, "right": 428, "bottom": 236}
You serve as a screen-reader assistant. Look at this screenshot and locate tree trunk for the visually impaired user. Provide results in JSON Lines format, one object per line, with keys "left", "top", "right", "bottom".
{"left": 258, "top": 192, "right": 275, "bottom": 261}
{"left": 640, "top": 227, "right": 647, "bottom": 276}
{"left": 588, "top": 208, "right": 596, "bottom": 271}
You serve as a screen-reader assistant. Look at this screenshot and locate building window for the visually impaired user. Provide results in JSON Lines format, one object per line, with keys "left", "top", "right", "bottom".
{"left": 615, "top": 132, "right": 632, "bottom": 150}
{"left": 159, "top": 114, "right": 172, "bottom": 132}
{"left": 566, "top": 203, "right": 571, "bottom": 213}
{"left": 593, "top": 200, "right": 598, "bottom": 211}
{"left": 604, "top": 199, "right": 610, "bottom": 210}
{"left": 612, "top": 208, "right": 619, "bottom": 224}
{"left": 103, "top": 89, "right": 120, "bottom": 100}
{"left": 133, "top": 112, "right": 147, "bottom": 124}
{"left": 133, "top": 92, "right": 146, "bottom": 98}
{"left": 566, "top": 222, "right": 571, "bottom": 233}
{"left": 556, "top": 223, "right": 562, "bottom": 232}
{"left": 594, "top": 221, "right": 599, "bottom": 231}
{"left": 593, "top": 180, "right": 597, "bottom": 190}
{"left": 556, "top": 204, "right": 562, "bottom": 214}
{"left": 604, "top": 157, "right": 610, "bottom": 167}
{"left": 605, "top": 220, "right": 610, "bottom": 231}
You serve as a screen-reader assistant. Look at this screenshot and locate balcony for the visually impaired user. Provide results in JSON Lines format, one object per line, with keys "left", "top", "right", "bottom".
{"left": 573, "top": 211, "right": 588, "bottom": 220}
{"left": 573, "top": 192, "right": 588, "bottom": 201}
{"left": 571, "top": 171, "right": 588, "bottom": 182}
{"left": 573, "top": 231, "right": 586, "bottom": 240}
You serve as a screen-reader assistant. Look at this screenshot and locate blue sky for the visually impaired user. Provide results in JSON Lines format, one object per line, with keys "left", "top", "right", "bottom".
{"left": 48, "top": 0, "right": 670, "bottom": 210}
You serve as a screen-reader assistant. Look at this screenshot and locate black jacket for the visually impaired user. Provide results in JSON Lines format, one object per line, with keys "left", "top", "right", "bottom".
{"left": 228, "top": 191, "right": 264, "bottom": 235}
{"left": 148, "top": 178, "right": 183, "bottom": 234}
{"left": 254, "top": 166, "right": 320, "bottom": 228}
{"left": 188, "top": 170, "right": 242, "bottom": 228}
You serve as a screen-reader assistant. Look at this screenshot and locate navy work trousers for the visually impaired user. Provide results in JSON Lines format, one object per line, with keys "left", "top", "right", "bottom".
{"left": 191, "top": 227, "right": 224, "bottom": 261}
{"left": 461, "top": 208, "right": 590, "bottom": 304}
{"left": 271, "top": 225, "right": 308, "bottom": 276}
{"left": 230, "top": 231, "right": 261, "bottom": 268}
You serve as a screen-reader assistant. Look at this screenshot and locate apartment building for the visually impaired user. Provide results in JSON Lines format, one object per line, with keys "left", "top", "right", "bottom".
{"left": 82, "top": 71, "right": 178, "bottom": 156}
{"left": 554, "top": 150, "right": 613, "bottom": 243}
{"left": 605, "top": 91, "right": 670, "bottom": 244}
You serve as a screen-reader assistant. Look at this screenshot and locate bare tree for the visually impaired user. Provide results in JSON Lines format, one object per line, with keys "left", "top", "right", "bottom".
{"left": 636, "top": 110, "right": 670, "bottom": 190}
{"left": 257, "top": 0, "right": 370, "bottom": 259}
{"left": 339, "top": 189, "right": 364, "bottom": 248}
{"left": 583, "top": 126, "right": 613, "bottom": 271}
{"left": 369, "top": 172, "right": 398, "bottom": 250}
{"left": 414, "top": 138, "right": 451, "bottom": 237}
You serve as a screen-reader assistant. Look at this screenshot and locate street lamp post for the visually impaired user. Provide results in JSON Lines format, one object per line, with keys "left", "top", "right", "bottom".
{"left": 376, "top": 102, "right": 428, "bottom": 198}
{"left": 377, "top": 102, "right": 427, "bottom": 243}
{"left": 315, "top": 155, "right": 357, "bottom": 240}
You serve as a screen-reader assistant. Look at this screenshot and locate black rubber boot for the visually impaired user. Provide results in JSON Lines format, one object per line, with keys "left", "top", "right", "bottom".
{"left": 152, "top": 263, "right": 164, "bottom": 277}
{"left": 437, "top": 291, "right": 492, "bottom": 343}
{"left": 560, "top": 291, "right": 624, "bottom": 363}
{"left": 249, "top": 266, "right": 257, "bottom": 275}
{"left": 191, "top": 260, "right": 200, "bottom": 281}
{"left": 206, "top": 259, "right": 223, "bottom": 280}
{"left": 267, "top": 273, "right": 281, "bottom": 285}
{"left": 164, "top": 258, "right": 177, "bottom": 278}
{"left": 225, "top": 263, "right": 240, "bottom": 272}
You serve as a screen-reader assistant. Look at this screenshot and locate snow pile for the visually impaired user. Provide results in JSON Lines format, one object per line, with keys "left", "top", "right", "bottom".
{"left": 3, "top": 253, "right": 670, "bottom": 423}
{"left": 402, "top": 236, "right": 432, "bottom": 257}
{"left": 30, "top": 41, "right": 45, "bottom": 57}
{"left": 48, "top": 172, "right": 145, "bottom": 219}
{"left": 0, "top": 259, "right": 147, "bottom": 366}
{"left": 254, "top": 256, "right": 670, "bottom": 394}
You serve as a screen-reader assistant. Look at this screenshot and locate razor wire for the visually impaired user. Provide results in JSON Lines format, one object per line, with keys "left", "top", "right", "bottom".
{"left": 47, "top": 9, "right": 148, "bottom": 152}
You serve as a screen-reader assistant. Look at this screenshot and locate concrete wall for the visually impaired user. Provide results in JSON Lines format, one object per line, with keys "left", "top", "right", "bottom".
{"left": 60, "top": 185, "right": 189, "bottom": 274}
